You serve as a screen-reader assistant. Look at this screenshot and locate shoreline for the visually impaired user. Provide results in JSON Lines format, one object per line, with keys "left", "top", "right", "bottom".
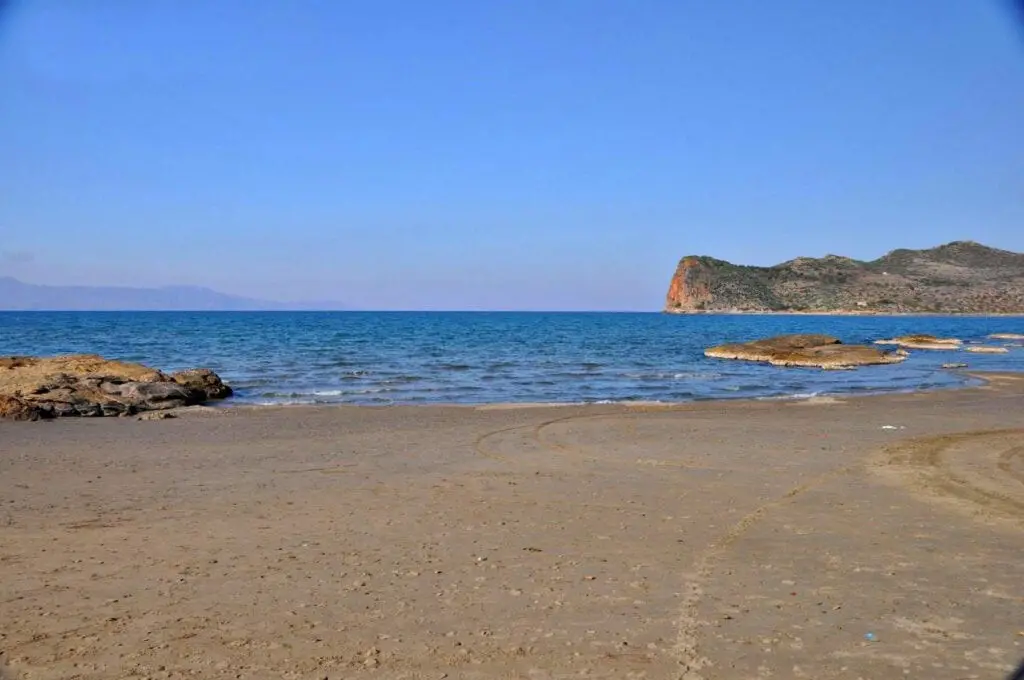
{"left": 201, "top": 369, "right": 1008, "bottom": 413}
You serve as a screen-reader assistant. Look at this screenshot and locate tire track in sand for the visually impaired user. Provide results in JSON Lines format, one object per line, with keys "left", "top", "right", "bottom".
{"left": 670, "top": 464, "right": 855, "bottom": 679}
{"left": 676, "top": 428, "right": 1024, "bottom": 677}
{"left": 474, "top": 407, "right": 740, "bottom": 473}
{"left": 474, "top": 408, "right": 856, "bottom": 678}
{"left": 870, "top": 428, "right": 1024, "bottom": 524}
{"left": 473, "top": 409, "right": 663, "bottom": 465}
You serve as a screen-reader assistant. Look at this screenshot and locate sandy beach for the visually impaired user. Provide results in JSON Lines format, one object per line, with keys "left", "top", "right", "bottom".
{"left": 2, "top": 375, "right": 1023, "bottom": 679}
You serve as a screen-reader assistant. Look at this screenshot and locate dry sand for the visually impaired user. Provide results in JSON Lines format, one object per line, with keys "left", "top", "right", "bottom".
{"left": 2, "top": 375, "right": 1023, "bottom": 679}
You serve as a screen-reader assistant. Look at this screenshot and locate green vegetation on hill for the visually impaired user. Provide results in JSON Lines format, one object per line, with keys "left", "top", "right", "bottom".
{"left": 665, "top": 241, "right": 1024, "bottom": 314}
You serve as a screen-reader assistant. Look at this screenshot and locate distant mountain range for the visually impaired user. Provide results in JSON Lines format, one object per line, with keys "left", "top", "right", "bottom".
{"left": 665, "top": 241, "right": 1024, "bottom": 314}
{"left": 0, "top": 277, "right": 346, "bottom": 311}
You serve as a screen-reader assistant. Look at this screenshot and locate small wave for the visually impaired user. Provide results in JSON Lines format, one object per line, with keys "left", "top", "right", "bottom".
{"left": 549, "top": 371, "right": 603, "bottom": 379}
{"left": 756, "top": 391, "right": 822, "bottom": 401}
{"left": 487, "top": 362, "right": 518, "bottom": 370}
{"left": 380, "top": 375, "right": 423, "bottom": 384}
{"left": 591, "top": 398, "right": 669, "bottom": 405}
{"left": 258, "top": 387, "right": 394, "bottom": 399}
{"left": 437, "top": 363, "right": 472, "bottom": 371}
{"left": 622, "top": 371, "right": 723, "bottom": 381}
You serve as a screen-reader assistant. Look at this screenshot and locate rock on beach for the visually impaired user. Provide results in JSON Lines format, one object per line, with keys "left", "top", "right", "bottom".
{"left": 0, "top": 355, "right": 231, "bottom": 420}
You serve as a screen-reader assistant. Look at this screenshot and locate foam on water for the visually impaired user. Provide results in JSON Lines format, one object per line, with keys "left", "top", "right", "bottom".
{"left": 756, "top": 391, "right": 822, "bottom": 401}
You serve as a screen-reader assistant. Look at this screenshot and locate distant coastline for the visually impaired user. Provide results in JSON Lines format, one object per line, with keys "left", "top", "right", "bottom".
{"left": 0, "top": 277, "right": 346, "bottom": 311}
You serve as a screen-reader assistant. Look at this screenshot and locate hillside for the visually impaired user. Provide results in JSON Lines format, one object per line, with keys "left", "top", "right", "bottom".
{"left": 664, "top": 241, "right": 1024, "bottom": 314}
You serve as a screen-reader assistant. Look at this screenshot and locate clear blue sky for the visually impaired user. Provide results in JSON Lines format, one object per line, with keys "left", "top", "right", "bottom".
{"left": 1, "top": 1, "right": 1022, "bottom": 310}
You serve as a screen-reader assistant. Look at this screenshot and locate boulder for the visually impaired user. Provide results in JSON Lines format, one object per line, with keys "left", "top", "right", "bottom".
{"left": 964, "top": 346, "right": 1010, "bottom": 354}
{"left": 171, "top": 368, "right": 233, "bottom": 400}
{"left": 989, "top": 333, "right": 1024, "bottom": 340}
{"left": 873, "top": 334, "right": 962, "bottom": 350}
{"left": 0, "top": 354, "right": 232, "bottom": 420}
{"left": 705, "top": 334, "right": 907, "bottom": 369}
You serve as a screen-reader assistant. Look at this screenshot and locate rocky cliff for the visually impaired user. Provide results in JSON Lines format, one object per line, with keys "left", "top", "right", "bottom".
{"left": 664, "top": 241, "right": 1024, "bottom": 314}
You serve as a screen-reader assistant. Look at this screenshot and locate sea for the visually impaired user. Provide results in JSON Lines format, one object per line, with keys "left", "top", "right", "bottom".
{"left": 1, "top": 312, "right": 1022, "bottom": 406}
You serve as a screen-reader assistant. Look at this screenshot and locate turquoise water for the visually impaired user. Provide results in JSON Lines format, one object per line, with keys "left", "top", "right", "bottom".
{"left": 1, "top": 312, "right": 1022, "bottom": 405}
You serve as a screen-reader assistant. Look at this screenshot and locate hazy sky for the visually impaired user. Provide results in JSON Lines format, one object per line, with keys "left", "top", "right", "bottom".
{"left": 1, "top": 1, "right": 1022, "bottom": 310}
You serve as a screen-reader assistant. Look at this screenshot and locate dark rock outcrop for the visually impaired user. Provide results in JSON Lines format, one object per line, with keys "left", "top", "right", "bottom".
{"left": 665, "top": 241, "right": 1024, "bottom": 314}
{"left": 705, "top": 334, "right": 907, "bottom": 369}
{"left": 0, "top": 355, "right": 232, "bottom": 420}
{"left": 171, "top": 368, "right": 233, "bottom": 400}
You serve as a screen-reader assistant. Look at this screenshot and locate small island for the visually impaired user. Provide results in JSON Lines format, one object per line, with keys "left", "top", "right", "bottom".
{"left": 664, "top": 241, "right": 1024, "bottom": 314}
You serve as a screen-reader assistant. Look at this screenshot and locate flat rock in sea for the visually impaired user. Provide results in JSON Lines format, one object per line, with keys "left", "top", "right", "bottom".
{"left": 873, "top": 334, "right": 962, "bottom": 350}
{"left": 964, "top": 346, "right": 1010, "bottom": 354}
{"left": 0, "top": 354, "right": 231, "bottom": 420}
{"left": 941, "top": 362, "right": 968, "bottom": 369}
{"left": 705, "top": 334, "right": 907, "bottom": 369}
{"left": 989, "top": 333, "right": 1024, "bottom": 340}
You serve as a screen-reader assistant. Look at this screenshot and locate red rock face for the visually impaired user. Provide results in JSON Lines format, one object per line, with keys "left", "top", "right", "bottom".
{"left": 665, "top": 257, "right": 714, "bottom": 311}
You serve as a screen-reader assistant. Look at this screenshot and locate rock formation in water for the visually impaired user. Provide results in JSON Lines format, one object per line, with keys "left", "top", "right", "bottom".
{"left": 0, "top": 355, "right": 231, "bottom": 420}
{"left": 704, "top": 334, "right": 907, "bottom": 369}
{"left": 873, "top": 335, "right": 962, "bottom": 350}
{"left": 664, "top": 241, "right": 1024, "bottom": 314}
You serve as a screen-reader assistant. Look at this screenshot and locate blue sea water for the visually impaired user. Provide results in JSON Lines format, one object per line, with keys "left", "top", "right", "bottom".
{"left": 1, "top": 312, "right": 1022, "bottom": 405}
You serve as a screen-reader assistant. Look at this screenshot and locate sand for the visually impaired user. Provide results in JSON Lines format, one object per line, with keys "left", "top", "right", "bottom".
{"left": 2, "top": 375, "right": 1023, "bottom": 679}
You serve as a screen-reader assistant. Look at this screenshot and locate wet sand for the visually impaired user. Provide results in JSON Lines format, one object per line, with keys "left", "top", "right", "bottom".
{"left": 2, "top": 375, "right": 1023, "bottom": 679}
